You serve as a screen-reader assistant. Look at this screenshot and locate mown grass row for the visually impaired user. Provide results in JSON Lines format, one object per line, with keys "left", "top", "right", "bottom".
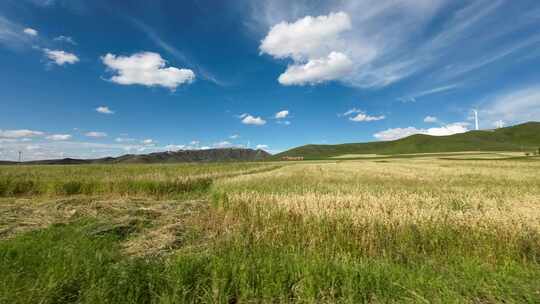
{"left": 0, "top": 176, "right": 213, "bottom": 198}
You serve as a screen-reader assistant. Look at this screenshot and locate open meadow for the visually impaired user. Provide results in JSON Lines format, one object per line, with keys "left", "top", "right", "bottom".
{"left": 1, "top": 158, "right": 540, "bottom": 303}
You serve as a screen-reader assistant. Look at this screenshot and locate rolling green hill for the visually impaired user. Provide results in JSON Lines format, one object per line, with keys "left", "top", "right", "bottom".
{"left": 276, "top": 122, "right": 540, "bottom": 159}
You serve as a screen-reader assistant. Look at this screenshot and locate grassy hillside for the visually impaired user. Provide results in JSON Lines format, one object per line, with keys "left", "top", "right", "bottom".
{"left": 277, "top": 122, "right": 540, "bottom": 159}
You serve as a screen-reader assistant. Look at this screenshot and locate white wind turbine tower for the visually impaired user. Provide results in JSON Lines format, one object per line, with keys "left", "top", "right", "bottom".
{"left": 473, "top": 109, "right": 479, "bottom": 130}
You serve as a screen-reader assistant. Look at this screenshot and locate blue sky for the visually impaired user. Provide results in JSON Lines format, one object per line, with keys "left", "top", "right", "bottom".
{"left": 1, "top": 0, "right": 540, "bottom": 160}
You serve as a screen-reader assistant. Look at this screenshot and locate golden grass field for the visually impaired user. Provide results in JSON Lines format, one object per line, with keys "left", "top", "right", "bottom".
{"left": 1, "top": 158, "right": 539, "bottom": 303}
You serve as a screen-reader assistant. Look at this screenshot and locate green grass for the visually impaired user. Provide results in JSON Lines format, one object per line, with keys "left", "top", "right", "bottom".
{"left": 276, "top": 121, "right": 540, "bottom": 159}
{"left": 0, "top": 163, "right": 278, "bottom": 198}
{"left": 1, "top": 214, "right": 539, "bottom": 303}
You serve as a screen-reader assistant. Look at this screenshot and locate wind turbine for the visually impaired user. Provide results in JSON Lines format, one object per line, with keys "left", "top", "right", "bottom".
{"left": 472, "top": 109, "right": 479, "bottom": 130}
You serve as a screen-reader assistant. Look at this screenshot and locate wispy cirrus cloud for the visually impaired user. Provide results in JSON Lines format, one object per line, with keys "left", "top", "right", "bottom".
{"left": 480, "top": 85, "right": 540, "bottom": 127}
{"left": 0, "top": 129, "right": 44, "bottom": 138}
{"left": 84, "top": 131, "right": 107, "bottom": 138}
{"left": 53, "top": 35, "right": 76, "bottom": 45}
{"left": 129, "top": 18, "right": 228, "bottom": 86}
{"left": 398, "top": 84, "right": 459, "bottom": 103}
{"left": 252, "top": 0, "right": 540, "bottom": 89}
{"left": 0, "top": 17, "right": 36, "bottom": 49}
{"left": 46, "top": 134, "right": 72, "bottom": 141}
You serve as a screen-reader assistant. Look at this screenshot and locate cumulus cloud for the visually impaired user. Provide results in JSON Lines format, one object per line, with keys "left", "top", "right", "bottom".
{"left": 141, "top": 139, "right": 154, "bottom": 145}
{"left": 374, "top": 123, "right": 469, "bottom": 141}
{"left": 96, "top": 106, "right": 114, "bottom": 114}
{"left": 254, "top": 1, "right": 537, "bottom": 89}
{"left": 240, "top": 113, "right": 267, "bottom": 126}
{"left": 260, "top": 12, "right": 351, "bottom": 60}
{"left": 23, "top": 28, "right": 38, "bottom": 36}
{"left": 260, "top": 12, "right": 359, "bottom": 86}
{"left": 229, "top": 134, "right": 240, "bottom": 139}
{"left": 101, "top": 52, "right": 195, "bottom": 90}
{"left": 342, "top": 108, "right": 385, "bottom": 122}
{"left": 0, "top": 129, "right": 44, "bottom": 138}
{"left": 84, "top": 131, "right": 107, "bottom": 138}
{"left": 424, "top": 116, "right": 438, "bottom": 123}
{"left": 275, "top": 110, "right": 289, "bottom": 119}
{"left": 256, "top": 144, "right": 269, "bottom": 149}
{"left": 46, "top": 134, "right": 72, "bottom": 141}
{"left": 43, "top": 49, "right": 79, "bottom": 65}
{"left": 481, "top": 86, "right": 540, "bottom": 126}
{"left": 278, "top": 52, "right": 353, "bottom": 85}
{"left": 349, "top": 113, "right": 385, "bottom": 122}
{"left": 115, "top": 137, "right": 134, "bottom": 143}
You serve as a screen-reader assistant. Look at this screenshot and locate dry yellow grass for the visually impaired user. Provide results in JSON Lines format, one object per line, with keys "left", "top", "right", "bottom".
{"left": 215, "top": 159, "right": 540, "bottom": 231}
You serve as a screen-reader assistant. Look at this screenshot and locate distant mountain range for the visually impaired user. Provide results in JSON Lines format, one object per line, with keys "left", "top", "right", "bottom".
{"left": 2, "top": 148, "right": 271, "bottom": 165}
{"left": 276, "top": 122, "right": 540, "bottom": 159}
{"left": 3, "top": 122, "right": 539, "bottom": 165}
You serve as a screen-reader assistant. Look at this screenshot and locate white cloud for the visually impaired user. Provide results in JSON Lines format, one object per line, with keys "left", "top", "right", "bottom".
{"left": 256, "top": 144, "right": 269, "bottom": 149}
{"left": 101, "top": 52, "right": 195, "bottom": 90}
{"left": 141, "top": 139, "right": 154, "bottom": 145}
{"left": 115, "top": 137, "right": 134, "bottom": 143}
{"left": 85, "top": 131, "right": 107, "bottom": 138}
{"left": 25, "top": 144, "right": 41, "bottom": 151}
{"left": 165, "top": 144, "right": 185, "bottom": 151}
{"left": 260, "top": 11, "right": 351, "bottom": 60}
{"left": 374, "top": 123, "right": 469, "bottom": 141}
{"left": 240, "top": 114, "right": 267, "bottom": 126}
{"left": 229, "top": 134, "right": 240, "bottom": 139}
{"left": 53, "top": 35, "right": 76, "bottom": 44}
{"left": 43, "top": 49, "right": 79, "bottom": 65}
{"left": 23, "top": 28, "right": 38, "bottom": 36}
{"left": 190, "top": 140, "right": 200, "bottom": 145}
{"left": 46, "top": 134, "right": 72, "bottom": 141}
{"left": 342, "top": 108, "right": 384, "bottom": 122}
{"left": 349, "top": 112, "right": 385, "bottom": 122}
{"left": 399, "top": 84, "right": 459, "bottom": 103}
{"left": 0, "top": 17, "right": 32, "bottom": 49}
{"left": 260, "top": 12, "right": 358, "bottom": 86}
{"left": 481, "top": 86, "right": 540, "bottom": 125}
{"left": 275, "top": 110, "right": 289, "bottom": 119}
{"left": 278, "top": 51, "right": 353, "bottom": 86}
{"left": 341, "top": 108, "right": 361, "bottom": 116}
{"left": 424, "top": 116, "right": 438, "bottom": 123}
{"left": 96, "top": 106, "right": 114, "bottom": 114}
{"left": 0, "top": 129, "right": 44, "bottom": 138}
{"left": 254, "top": 1, "right": 537, "bottom": 88}
{"left": 213, "top": 141, "right": 232, "bottom": 148}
